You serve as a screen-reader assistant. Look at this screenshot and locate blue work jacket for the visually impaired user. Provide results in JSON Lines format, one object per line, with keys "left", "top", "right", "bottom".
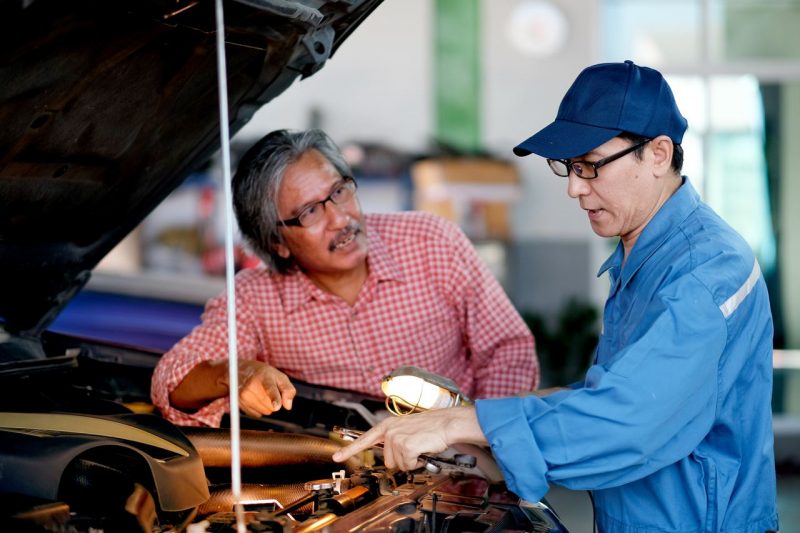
{"left": 477, "top": 179, "right": 778, "bottom": 532}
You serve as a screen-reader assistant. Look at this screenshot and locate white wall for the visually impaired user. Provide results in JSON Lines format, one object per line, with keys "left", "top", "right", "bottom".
{"left": 483, "top": 0, "right": 596, "bottom": 239}
{"left": 236, "top": 0, "right": 433, "bottom": 152}
{"left": 237, "top": 0, "right": 610, "bottom": 313}
{"left": 482, "top": 0, "right": 609, "bottom": 309}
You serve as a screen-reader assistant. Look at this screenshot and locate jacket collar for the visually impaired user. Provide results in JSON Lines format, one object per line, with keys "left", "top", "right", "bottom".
{"left": 598, "top": 177, "right": 699, "bottom": 288}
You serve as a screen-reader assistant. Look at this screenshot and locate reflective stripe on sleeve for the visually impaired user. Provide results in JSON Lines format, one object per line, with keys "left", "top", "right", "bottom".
{"left": 719, "top": 259, "right": 761, "bottom": 318}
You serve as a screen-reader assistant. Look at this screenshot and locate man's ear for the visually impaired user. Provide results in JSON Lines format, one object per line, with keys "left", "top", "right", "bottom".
{"left": 275, "top": 242, "right": 291, "bottom": 259}
{"left": 651, "top": 135, "right": 674, "bottom": 176}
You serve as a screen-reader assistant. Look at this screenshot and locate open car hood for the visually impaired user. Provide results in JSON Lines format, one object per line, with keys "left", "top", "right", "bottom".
{"left": 0, "top": 0, "right": 382, "bottom": 335}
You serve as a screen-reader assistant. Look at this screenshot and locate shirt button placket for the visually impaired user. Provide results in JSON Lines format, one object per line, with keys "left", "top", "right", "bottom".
{"left": 346, "top": 308, "right": 369, "bottom": 384}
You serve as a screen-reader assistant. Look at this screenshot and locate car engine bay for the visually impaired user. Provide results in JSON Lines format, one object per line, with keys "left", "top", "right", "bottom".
{"left": 0, "top": 337, "right": 568, "bottom": 532}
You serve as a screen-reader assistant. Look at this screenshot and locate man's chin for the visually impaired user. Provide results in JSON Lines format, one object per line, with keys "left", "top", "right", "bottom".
{"left": 589, "top": 221, "right": 615, "bottom": 239}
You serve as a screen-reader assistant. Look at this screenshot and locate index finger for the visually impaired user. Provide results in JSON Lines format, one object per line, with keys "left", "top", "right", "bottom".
{"left": 332, "top": 426, "right": 385, "bottom": 463}
{"left": 275, "top": 373, "right": 296, "bottom": 409}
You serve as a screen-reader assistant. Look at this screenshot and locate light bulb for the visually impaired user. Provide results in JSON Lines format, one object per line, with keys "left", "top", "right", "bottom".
{"left": 380, "top": 366, "right": 471, "bottom": 415}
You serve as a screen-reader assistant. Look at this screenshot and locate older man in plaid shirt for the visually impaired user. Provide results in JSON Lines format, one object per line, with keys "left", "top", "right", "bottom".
{"left": 151, "top": 129, "right": 538, "bottom": 427}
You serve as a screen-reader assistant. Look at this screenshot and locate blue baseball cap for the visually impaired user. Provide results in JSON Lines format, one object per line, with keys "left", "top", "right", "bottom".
{"left": 513, "top": 60, "right": 688, "bottom": 159}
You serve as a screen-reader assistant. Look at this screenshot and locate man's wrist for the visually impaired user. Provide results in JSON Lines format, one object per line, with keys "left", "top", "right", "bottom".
{"left": 445, "top": 406, "right": 485, "bottom": 445}
{"left": 205, "top": 359, "right": 231, "bottom": 394}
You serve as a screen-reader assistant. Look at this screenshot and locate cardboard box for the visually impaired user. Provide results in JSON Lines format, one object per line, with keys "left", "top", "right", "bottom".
{"left": 411, "top": 158, "right": 520, "bottom": 240}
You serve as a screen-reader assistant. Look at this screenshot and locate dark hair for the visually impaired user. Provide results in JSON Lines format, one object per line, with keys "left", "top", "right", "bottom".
{"left": 618, "top": 132, "right": 684, "bottom": 174}
{"left": 232, "top": 129, "right": 352, "bottom": 273}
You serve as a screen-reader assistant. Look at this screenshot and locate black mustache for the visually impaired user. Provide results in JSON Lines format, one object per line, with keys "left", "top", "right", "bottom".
{"left": 328, "top": 223, "right": 361, "bottom": 251}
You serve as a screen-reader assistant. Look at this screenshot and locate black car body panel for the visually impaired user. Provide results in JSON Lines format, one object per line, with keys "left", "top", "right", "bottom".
{"left": 0, "top": 0, "right": 381, "bottom": 336}
{"left": 0, "top": 412, "right": 209, "bottom": 511}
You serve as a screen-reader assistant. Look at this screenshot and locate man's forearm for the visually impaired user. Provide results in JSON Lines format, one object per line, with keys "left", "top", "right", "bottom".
{"left": 169, "top": 360, "right": 230, "bottom": 410}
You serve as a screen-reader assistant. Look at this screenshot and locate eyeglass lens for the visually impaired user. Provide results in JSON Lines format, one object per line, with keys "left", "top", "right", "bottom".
{"left": 547, "top": 139, "right": 651, "bottom": 179}
{"left": 296, "top": 179, "right": 357, "bottom": 227}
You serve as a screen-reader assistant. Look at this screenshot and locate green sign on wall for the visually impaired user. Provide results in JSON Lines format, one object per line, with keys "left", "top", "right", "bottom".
{"left": 435, "top": 0, "right": 481, "bottom": 153}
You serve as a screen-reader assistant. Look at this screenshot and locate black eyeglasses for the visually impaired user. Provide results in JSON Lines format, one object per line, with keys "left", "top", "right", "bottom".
{"left": 278, "top": 176, "right": 358, "bottom": 228}
{"left": 547, "top": 139, "right": 652, "bottom": 179}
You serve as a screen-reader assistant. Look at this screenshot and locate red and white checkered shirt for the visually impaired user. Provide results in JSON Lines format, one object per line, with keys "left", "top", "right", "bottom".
{"left": 151, "top": 212, "right": 538, "bottom": 426}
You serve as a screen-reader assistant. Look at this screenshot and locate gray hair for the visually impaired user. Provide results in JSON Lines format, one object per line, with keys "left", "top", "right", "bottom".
{"left": 232, "top": 129, "right": 352, "bottom": 273}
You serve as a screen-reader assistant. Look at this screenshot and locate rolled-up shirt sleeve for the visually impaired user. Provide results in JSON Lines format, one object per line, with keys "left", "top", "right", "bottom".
{"left": 476, "top": 275, "right": 726, "bottom": 502}
{"left": 151, "top": 283, "right": 262, "bottom": 427}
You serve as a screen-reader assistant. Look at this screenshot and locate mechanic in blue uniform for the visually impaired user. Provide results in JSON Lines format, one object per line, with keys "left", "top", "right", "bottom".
{"left": 334, "top": 61, "right": 779, "bottom": 532}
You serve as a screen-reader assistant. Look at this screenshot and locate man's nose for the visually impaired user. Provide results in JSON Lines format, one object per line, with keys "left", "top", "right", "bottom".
{"left": 325, "top": 199, "right": 351, "bottom": 227}
{"left": 566, "top": 172, "right": 590, "bottom": 198}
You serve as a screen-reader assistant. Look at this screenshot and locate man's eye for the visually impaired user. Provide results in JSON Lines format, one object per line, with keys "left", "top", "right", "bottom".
{"left": 331, "top": 185, "right": 346, "bottom": 199}
{"left": 302, "top": 204, "right": 319, "bottom": 217}
{"left": 571, "top": 162, "right": 586, "bottom": 174}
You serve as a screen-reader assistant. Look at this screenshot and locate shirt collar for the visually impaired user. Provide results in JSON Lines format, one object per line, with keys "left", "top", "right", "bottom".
{"left": 364, "top": 222, "right": 406, "bottom": 284}
{"left": 279, "top": 219, "right": 406, "bottom": 313}
{"left": 597, "top": 177, "right": 699, "bottom": 285}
